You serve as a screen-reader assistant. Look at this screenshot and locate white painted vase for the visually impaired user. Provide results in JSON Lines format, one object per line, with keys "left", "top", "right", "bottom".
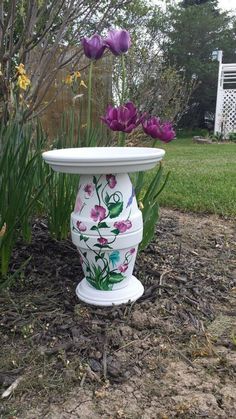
{"left": 42, "top": 147, "right": 165, "bottom": 306}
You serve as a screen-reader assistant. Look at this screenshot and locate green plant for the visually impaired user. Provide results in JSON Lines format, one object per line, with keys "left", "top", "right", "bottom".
{"left": 210, "top": 131, "right": 224, "bottom": 142}
{"left": 134, "top": 164, "right": 170, "bottom": 250}
{"left": 228, "top": 132, "right": 236, "bottom": 142}
{"left": 41, "top": 111, "right": 107, "bottom": 241}
{"left": 0, "top": 120, "right": 49, "bottom": 281}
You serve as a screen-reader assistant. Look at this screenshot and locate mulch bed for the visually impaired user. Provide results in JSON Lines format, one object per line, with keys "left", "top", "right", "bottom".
{"left": 0, "top": 209, "right": 235, "bottom": 418}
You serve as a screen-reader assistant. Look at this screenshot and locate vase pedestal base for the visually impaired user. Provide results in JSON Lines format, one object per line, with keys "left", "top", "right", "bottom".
{"left": 76, "top": 276, "right": 144, "bottom": 306}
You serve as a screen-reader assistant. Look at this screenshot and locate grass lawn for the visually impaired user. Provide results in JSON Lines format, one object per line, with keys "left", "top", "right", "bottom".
{"left": 150, "top": 137, "right": 236, "bottom": 217}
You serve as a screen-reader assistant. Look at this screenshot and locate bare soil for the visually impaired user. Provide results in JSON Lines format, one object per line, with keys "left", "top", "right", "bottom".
{"left": 0, "top": 209, "right": 236, "bottom": 419}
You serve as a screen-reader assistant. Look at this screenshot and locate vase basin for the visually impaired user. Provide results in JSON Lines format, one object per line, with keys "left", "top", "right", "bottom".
{"left": 42, "top": 147, "right": 165, "bottom": 174}
{"left": 76, "top": 276, "right": 144, "bottom": 306}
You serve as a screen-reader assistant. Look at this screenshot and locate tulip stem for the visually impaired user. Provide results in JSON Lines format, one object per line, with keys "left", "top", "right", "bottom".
{"left": 152, "top": 139, "right": 156, "bottom": 148}
{"left": 121, "top": 54, "right": 126, "bottom": 103}
{"left": 86, "top": 60, "right": 93, "bottom": 146}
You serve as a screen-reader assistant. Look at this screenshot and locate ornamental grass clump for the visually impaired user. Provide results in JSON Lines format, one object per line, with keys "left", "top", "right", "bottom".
{"left": 0, "top": 121, "right": 48, "bottom": 284}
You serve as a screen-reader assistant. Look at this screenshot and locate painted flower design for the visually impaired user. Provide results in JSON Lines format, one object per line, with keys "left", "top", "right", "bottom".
{"left": 83, "top": 183, "right": 94, "bottom": 198}
{"left": 109, "top": 251, "right": 120, "bottom": 267}
{"left": 97, "top": 237, "right": 108, "bottom": 245}
{"left": 118, "top": 263, "right": 128, "bottom": 273}
{"left": 91, "top": 205, "right": 106, "bottom": 222}
{"left": 106, "top": 174, "right": 117, "bottom": 189}
{"left": 74, "top": 195, "right": 83, "bottom": 213}
{"left": 130, "top": 248, "right": 136, "bottom": 254}
{"left": 76, "top": 221, "right": 87, "bottom": 232}
{"left": 114, "top": 220, "right": 132, "bottom": 233}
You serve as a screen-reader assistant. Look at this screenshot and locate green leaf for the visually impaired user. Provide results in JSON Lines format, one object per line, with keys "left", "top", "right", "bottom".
{"left": 140, "top": 202, "right": 159, "bottom": 251}
{"left": 111, "top": 228, "right": 120, "bottom": 235}
{"left": 107, "top": 202, "right": 123, "bottom": 218}
{"left": 107, "top": 272, "right": 124, "bottom": 284}
{"left": 93, "top": 176, "right": 97, "bottom": 185}
{"left": 94, "top": 243, "right": 113, "bottom": 249}
{"left": 104, "top": 192, "right": 110, "bottom": 205}
{"left": 98, "top": 221, "right": 109, "bottom": 228}
{"left": 83, "top": 236, "right": 89, "bottom": 242}
{"left": 90, "top": 225, "right": 98, "bottom": 231}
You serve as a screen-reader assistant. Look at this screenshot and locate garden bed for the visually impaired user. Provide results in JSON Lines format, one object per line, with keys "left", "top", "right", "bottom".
{"left": 0, "top": 209, "right": 236, "bottom": 418}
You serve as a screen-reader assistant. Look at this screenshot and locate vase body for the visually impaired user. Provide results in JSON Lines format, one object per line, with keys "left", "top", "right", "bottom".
{"left": 71, "top": 173, "right": 143, "bottom": 303}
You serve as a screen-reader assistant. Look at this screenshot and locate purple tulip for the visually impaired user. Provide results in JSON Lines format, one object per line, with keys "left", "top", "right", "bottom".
{"left": 142, "top": 117, "right": 175, "bottom": 143}
{"left": 81, "top": 34, "right": 106, "bottom": 60}
{"left": 101, "top": 102, "right": 143, "bottom": 134}
{"left": 105, "top": 29, "right": 131, "bottom": 56}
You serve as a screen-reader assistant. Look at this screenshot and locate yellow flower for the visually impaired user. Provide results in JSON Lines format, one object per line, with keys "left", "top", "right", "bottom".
{"left": 74, "top": 71, "right": 81, "bottom": 79}
{"left": 65, "top": 74, "right": 73, "bottom": 85}
{"left": 15, "top": 63, "right": 26, "bottom": 75}
{"left": 0, "top": 223, "right": 6, "bottom": 238}
{"left": 80, "top": 80, "right": 87, "bottom": 89}
{"left": 18, "top": 74, "right": 31, "bottom": 90}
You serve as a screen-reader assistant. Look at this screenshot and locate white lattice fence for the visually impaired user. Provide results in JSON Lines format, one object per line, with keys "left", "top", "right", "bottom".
{"left": 222, "top": 89, "right": 236, "bottom": 135}
{"left": 214, "top": 61, "right": 236, "bottom": 137}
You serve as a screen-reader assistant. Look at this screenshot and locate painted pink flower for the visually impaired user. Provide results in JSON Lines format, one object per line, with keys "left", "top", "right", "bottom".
{"left": 114, "top": 220, "right": 132, "bottom": 233}
{"left": 83, "top": 183, "right": 94, "bottom": 198}
{"left": 76, "top": 221, "right": 87, "bottom": 232}
{"left": 97, "top": 237, "right": 108, "bottom": 245}
{"left": 91, "top": 205, "right": 106, "bottom": 222}
{"left": 106, "top": 174, "right": 117, "bottom": 189}
{"left": 130, "top": 248, "right": 135, "bottom": 254}
{"left": 118, "top": 263, "right": 128, "bottom": 273}
{"left": 74, "top": 195, "right": 83, "bottom": 213}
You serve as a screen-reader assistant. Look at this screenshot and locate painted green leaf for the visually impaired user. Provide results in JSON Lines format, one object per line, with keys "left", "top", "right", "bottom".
{"left": 83, "top": 236, "right": 89, "bottom": 242}
{"left": 104, "top": 192, "right": 110, "bottom": 205}
{"left": 92, "top": 176, "right": 97, "bottom": 185}
{"left": 98, "top": 222, "right": 109, "bottom": 228}
{"left": 107, "top": 272, "right": 124, "bottom": 283}
{"left": 90, "top": 225, "right": 98, "bottom": 231}
{"left": 111, "top": 228, "right": 120, "bottom": 235}
{"left": 107, "top": 202, "right": 123, "bottom": 218}
{"left": 94, "top": 243, "right": 113, "bottom": 249}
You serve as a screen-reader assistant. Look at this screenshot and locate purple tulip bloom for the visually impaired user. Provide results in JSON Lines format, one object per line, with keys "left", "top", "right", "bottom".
{"left": 81, "top": 34, "right": 106, "bottom": 60}
{"left": 114, "top": 220, "right": 132, "bottom": 233}
{"left": 142, "top": 117, "right": 175, "bottom": 143}
{"left": 101, "top": 102, "right": 143, "bottom": 134}
{"left": 106, "top": 174, "right": 117, "bottom": 189}
{"left": 76, "top": 221, "right": 87, "bottom": 232}
{"left": 91, "top": 205, "right": 106, "bottom": 222}
{"left": 118, "top": 263, "right": 128, "bottom": 273}
{"left": 105, "top": 29, "right": 131, "bottom": 56}
{"left": 97, "top": 237, "right": 108, "bottom": 245}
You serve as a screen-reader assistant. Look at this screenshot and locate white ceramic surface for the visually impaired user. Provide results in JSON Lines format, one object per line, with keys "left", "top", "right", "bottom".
{"left": 71, "top": 173, "right": 143, "bottom": 294}
{"left": 76, "top": 276, "right": 144, "bottom": 306}
{"left": 42, "top": 146, "right": 166, "bottom": 306}
{"left": 42, "top": 147, "right": 165, "bottom": 174}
